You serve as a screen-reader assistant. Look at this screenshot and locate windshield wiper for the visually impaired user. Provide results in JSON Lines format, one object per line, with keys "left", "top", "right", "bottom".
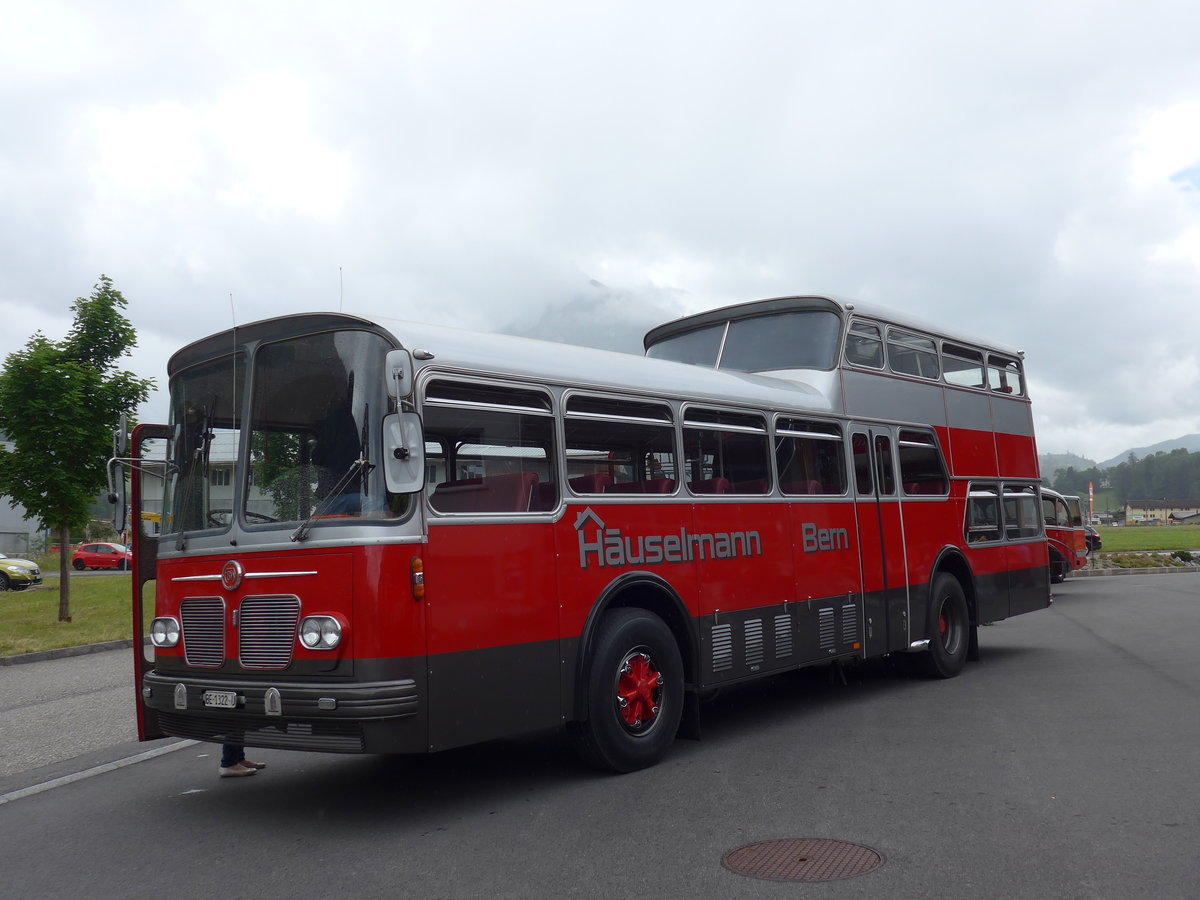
{"left": 290, "top": 457, "right": 375, "bottom": 542}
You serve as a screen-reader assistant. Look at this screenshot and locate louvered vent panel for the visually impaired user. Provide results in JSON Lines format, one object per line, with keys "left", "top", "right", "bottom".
{"left": 841, "top": 604, "right": 858, "bottom": 646}
{"left": 774, "top": 614, "right": 793, "bottom": 659}
{"left": 744, "top": 618, "right": 764, "bottom": 666}
{"left": 712, "top": 623, "right": 733, "bottom": 672}
{"left": 181, "top": 597, "right": 225, "bottom": 668}
{"left": 819, "top": 608, "right": 836, "bottom": 652}
{"left": 239, "top": 596, "right": 301, "bottom": 670}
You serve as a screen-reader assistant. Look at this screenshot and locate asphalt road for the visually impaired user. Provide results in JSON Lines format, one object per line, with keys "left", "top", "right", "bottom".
{"left": 1, "top": 575, "right": 1197, "bottom": 899}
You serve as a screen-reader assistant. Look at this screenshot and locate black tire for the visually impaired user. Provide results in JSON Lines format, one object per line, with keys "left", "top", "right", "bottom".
{"left": 0, "top": 572, "right": 9, "bottom": 591}
{"left": 73, "top": 559, "right": 85, "bottom": 571}
{"left": 916, "top": 573, "right": 970, "bottom": 679}
{"left": 117, "top": 559, "right": 128, "bottom": 571}
{"left": 1048, "top": 551, "right": 1066, "bottom": 585}
{"left": 569, "top": 608, "right": 684, "bottom": 773}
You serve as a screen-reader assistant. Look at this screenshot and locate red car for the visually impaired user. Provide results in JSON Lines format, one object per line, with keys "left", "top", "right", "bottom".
{"left": 72, "top": 542, "right": 133, "bottom": 570}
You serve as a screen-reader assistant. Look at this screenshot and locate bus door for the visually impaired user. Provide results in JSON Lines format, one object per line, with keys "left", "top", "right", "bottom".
{"left": 418, "top": 391, "right": 562, "bottom": 753}
{"left": 850, "top": 427, "right": 909, "bottom": 655}
{"left": 128, "top": 423, "right": 171, "bottom": 741}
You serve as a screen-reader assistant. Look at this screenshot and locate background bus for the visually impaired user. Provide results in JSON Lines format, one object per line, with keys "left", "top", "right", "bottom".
{"left": 1041, "top": 488, "right": 1088, "bottom": 583}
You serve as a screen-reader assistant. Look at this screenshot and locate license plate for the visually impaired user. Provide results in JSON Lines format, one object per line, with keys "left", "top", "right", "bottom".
{"left": 202, "top": 690, "right": 238, "bottom": 709}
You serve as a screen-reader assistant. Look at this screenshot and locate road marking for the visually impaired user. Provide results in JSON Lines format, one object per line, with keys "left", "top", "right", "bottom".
{"left": 0, "top": 740, "right": 197, "bottom": 806}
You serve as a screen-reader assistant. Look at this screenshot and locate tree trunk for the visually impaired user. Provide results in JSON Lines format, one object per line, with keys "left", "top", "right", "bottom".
{"left": 57, "top": 523, "right": 72, "bottom": 622}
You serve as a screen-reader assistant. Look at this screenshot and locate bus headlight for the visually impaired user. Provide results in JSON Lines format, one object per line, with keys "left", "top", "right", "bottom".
{"left": 299, "top": 616, "right": 342, "bottom": 650}
{"left": 150, "top": 617, "right": 180, "bottom": 647}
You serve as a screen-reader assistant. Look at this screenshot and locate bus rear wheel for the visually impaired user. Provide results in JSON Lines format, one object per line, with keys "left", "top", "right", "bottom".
{"left": 569, "top": 608, "right": 684, "bottom": 773}
{"left": 917, "top": 573, "right": 970, "bottom": 679}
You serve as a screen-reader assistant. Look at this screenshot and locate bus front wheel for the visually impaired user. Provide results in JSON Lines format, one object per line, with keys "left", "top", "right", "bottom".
{"left": 917, "top": 573, "right": 970, "bottom": 679}
{"left": 569, "top": 608, "right": 684, "bottom": 773}
{"left": 1048, "top": 551, "right": 1067, "bottom": 584}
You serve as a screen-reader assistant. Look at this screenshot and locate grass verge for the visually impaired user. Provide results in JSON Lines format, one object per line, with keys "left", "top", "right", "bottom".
{"left": 0, "top": 576, "right": 152, "bottom": 658}
{"left": 1097, "top": 524, "right": 1200, "bottom": 552}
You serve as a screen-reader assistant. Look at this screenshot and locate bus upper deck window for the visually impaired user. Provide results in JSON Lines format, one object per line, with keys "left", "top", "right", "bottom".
{"left": 988, "top": 355, "right": 1023, "bottom": 396}
{"left": 844, "top": 321, "right": 884, "bottom": 369}
{"left": 942, "top": 343, "right": 985, "bottom": 389}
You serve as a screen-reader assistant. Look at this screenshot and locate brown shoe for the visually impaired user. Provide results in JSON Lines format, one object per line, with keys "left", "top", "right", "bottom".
{"left": 241, "top": 759, "right": 266, "bottom": 770}
{"left": 218, "top": 763, "right": 257, "bottom": 777}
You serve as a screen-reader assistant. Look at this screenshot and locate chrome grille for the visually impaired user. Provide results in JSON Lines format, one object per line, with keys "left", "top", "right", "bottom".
{"left": 774, "top": 613, "right": 793, "bottom": 658}
{"left": 841, "top": 604, "right": 858, "bottom": 646}
{"left": 819, "top": 608, "right": 835, "bottom": 651}
{"left": 744, "top": 618, "right": 763, "bottom": 666}
{"left": 711, "top": 623, "right": 733, "bottom": 672}
{"left": 181, "top": 597, "right": 226, "bottom": 668}
{"left": 239, "top": 596, "right": 301, "bottom": 670}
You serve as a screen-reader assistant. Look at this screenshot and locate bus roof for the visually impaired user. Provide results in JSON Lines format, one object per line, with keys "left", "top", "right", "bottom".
{"left": 170, "top": 311, "right": 838, "bottom": 414}
{"left": 643, "top": 295, "right": 1025, "bottom": 360}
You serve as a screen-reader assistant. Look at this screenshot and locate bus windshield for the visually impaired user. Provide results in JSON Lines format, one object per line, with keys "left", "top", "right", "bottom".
{"left": 162, "top": 328, "right": 408, "bottom": 537}
{"left": 646, "top": 309, "right": 842, "bottom": 372}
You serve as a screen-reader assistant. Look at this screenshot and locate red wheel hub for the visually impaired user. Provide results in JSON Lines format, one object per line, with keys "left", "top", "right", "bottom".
{"left": 617, "top": 651, "right": 662, "bottom": 730}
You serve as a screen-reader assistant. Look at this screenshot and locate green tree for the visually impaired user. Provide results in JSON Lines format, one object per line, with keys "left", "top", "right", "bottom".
{"left": 0, "top": 276, "right": 154, "bottom": 621}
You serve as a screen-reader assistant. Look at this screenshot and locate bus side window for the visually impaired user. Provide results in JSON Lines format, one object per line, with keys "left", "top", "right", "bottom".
{"left": 966, "top": 485, "right": 1001, "bottom": 543}
{"left": 874, "top": 434, "right": 896, "bottom": 495}
{"left": 1002, "top": 485, "right": 1041, "bottom": 540}
{"left": 887, "top": 329, "right": 939, "bottom": 380}
{"left": 942, "top": 342, "right": 985, "bottom": 389}
{"left": 422, "top": 380, "right": 555, "bottom": 514}
{"left": 844, "top": 321, "right": 884, "bottom": 369}
{"left": 564, "top": 395, "right": 677, "bottom": 495}
{"left": 988, "top": 355, "right": 1024, "bottom": 396}
{"left": 898, "top": 430, "right": 948, "bottom": 496}
{"left": 775, "top": 419, "right": 846, "bottom": 496}
{"left": 852, "top": 433, "right": 872, "bottom": 495}
{"left": 683, "top": 412, "right": 770, "bottom": 495}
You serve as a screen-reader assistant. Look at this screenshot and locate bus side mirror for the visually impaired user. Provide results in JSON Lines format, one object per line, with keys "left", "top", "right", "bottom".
{"left": 383, "top": 412, "right": 424, "bottom": 494}
{"left": 107, "top": 457, "right": 129, "bottom": 534}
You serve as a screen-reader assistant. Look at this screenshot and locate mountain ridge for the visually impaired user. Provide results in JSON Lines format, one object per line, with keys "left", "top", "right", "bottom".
{"left": 1039, "top": 433, "right": 1200, "bottom": 479}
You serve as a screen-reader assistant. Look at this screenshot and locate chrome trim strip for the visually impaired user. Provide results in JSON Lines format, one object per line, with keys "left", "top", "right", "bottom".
{"left": 172, "top": 571, "right": 318, "bottom": 583}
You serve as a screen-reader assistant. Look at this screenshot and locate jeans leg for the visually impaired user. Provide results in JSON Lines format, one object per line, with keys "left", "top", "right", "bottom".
{"left": 220, "top": 744, "right": 243, "bottom": 768}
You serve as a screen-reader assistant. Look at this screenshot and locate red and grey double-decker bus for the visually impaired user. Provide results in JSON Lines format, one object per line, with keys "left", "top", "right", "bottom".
{"left": 1040, "top": 488, "right": 1088, "bottom": 583}
{"left": 121, "top": 295, "right": 1049, "bottom": 772}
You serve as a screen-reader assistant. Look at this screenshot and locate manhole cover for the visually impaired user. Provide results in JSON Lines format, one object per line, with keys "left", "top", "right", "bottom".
{"left": 722, "top": 838, "right": 883, "bottom": 883}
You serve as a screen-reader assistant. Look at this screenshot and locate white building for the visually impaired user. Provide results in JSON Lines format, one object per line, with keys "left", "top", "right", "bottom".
{"left": 0, "top": 435, "right": 40, "bottom": 554}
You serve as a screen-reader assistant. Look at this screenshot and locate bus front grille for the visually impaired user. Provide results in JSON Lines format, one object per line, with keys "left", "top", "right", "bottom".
{"left": 239, "top": 596, "right": 301, "bottom": 670}
{"left": 180, "top": 597, "right": 226, "bottom": 668}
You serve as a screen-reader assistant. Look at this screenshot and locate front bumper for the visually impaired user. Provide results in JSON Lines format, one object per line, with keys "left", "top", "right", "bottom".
{"left": 2, "top": 572, "right": 41, "bottom": 590}
{"left": 142, "top": 670, "right": 420, "bottom": 720}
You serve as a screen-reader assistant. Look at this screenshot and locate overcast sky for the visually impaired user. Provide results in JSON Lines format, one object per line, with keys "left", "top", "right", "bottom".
{"left": 2, "top": 0, "right": 1198, "bottom": 462}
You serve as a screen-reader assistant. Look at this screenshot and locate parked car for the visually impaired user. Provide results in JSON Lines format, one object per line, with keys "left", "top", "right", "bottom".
{"left": 1085, "top": 525, "right": 1102, "bottom": 553}
{"left": 72, "top": 542, "right": 133, "bottom": 570}
{"left": 0, "top": 552, "right": 43, "bottom": 591}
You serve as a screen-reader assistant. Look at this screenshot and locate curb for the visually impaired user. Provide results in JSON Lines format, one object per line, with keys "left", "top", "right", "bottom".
{"left": 0, "top": 639, "right": 135, "bottom": 667}
{"left": 1074, "top": 566, "right": 1200, "bottom": 578}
